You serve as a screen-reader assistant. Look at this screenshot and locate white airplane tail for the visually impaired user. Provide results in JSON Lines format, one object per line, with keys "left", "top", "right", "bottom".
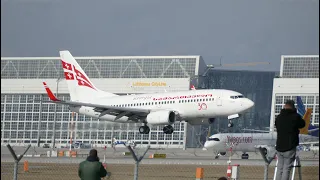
{"left": 59, "top": 50, "right": 118, "bottom": 101}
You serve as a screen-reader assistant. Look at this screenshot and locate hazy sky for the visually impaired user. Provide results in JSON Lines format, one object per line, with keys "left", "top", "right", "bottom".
{"left": 1, "top": 0, "right": 319, "bottom": 71}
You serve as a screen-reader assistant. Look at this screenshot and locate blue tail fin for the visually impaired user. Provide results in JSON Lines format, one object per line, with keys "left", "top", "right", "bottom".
{"left": 297, "top": 96, "right": 319, "bottom": 137}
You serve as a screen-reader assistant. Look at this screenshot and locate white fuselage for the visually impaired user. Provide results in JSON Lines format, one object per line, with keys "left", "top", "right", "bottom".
{"left": 203, "top": 132, "right": 319, "bottom": 153}
{"left": 70, "top": 89, "right": 254, "bottom": 124}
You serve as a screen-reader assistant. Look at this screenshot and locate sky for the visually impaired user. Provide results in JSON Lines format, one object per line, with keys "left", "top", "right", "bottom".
{"left": 1, "top": 0, "right": 319, "bottom": 71}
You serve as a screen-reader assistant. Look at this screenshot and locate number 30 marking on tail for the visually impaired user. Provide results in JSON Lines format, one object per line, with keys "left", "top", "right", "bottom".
{"left": 198, "top": 103, "right": 207, "bottom": 110}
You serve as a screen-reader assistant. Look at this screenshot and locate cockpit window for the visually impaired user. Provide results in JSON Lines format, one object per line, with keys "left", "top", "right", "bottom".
{"left": 230, "top": 95, "right": 245, "bottom": 99}
{"left": 208, "top": 138, "right": 220, "bottom": 141}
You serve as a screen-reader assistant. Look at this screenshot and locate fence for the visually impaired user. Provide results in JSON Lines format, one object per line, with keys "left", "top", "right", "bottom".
{"left": 1, "top": 145, "right": 319, "bottom": 180}
{"left": 1, "top": 162, "right": 319, "bottom": 180}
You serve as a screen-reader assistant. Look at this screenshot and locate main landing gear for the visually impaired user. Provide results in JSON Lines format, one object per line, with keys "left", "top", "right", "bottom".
{"left": 139, "top": 125, "right": 150, "bottom": 134}
{"left": 138, "top": 125, "right": 174, "bottom": 134}
{"left": 163, "top": 125, "right": 174, "bottom": 134}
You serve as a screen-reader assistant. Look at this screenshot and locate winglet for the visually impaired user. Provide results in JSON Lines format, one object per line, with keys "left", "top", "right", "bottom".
{"left": 43, "top": 82, "right": 60, "bottom": 101}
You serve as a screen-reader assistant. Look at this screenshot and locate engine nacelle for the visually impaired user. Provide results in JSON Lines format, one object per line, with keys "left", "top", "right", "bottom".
{"left": 146, "top": 110, "right": 176, "bottom": 125}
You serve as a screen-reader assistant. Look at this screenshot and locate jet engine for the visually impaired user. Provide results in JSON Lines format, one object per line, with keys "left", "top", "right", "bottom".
{"left": 146, "top": 110, "right": 176, "bottom": 125}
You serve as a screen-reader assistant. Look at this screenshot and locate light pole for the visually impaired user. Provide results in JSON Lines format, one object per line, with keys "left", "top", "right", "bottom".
{"left": 52, "top": 77, "right": 62, "bottom": 149}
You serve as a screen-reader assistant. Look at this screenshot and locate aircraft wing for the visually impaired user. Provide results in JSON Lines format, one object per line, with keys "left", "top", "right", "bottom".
{"left": 42, "top": 82, "right": 151, "bottom": 121}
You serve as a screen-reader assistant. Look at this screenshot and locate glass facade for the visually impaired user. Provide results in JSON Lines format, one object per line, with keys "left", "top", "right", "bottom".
{"left": 1, "top": 57, "right": 200, "bottom": 79}
{"left": 281, "top": 56, "right": 319, "bottom": 78}
{"left": 186, "top": 69, "right": 277, "bottom": 148}
{"left": 207, "top": 69, "right": 276, "bottom": 130}
{"left": 274, "top": 94, "right": 319, "bottom": 125}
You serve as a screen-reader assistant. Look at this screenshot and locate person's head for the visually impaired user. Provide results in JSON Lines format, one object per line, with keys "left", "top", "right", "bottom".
{"left": 218, "top": 177, "right": 228, "bottom": 180}
{"left": 284, "top": 100, "right": 295, "bottom": 110}
{"left": 89, "top": 149, "right": 98, "bottom": 157}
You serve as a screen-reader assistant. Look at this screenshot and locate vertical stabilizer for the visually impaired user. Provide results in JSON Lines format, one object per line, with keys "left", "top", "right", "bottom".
{"left": 59, "top": 50, "right": 117, "bottom": 101}
{"left": 297, "top": 96, "right": 314, "bottom": 135}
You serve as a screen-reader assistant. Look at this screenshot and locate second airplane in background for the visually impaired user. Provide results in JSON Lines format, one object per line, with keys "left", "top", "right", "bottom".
{"left": 42, "top": 50, "right": 254, "bottom": 134}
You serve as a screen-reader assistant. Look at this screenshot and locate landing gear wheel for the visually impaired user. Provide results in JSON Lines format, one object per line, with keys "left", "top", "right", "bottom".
{"left": 228, "top": 122, "right": 234, "bottom": 128}
{"left": 163, "top": 125, "right": 174, "bottom": 134}
{"left": 139, "top": 125, "right": 150, "bottom": 134}
{"left": 263, "top": 148, "right": 268, "bottom": 156}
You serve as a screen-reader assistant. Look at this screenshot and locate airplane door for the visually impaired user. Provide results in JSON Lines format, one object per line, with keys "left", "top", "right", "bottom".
{"left": 217, "top": 92, "right": 222, "bottom": 106}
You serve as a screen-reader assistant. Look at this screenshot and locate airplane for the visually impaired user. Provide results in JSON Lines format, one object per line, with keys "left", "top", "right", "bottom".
{"left": 41, "top": 50, "right": 255, "bottom": 135}
{"left": 203, "top": 96, "right": 319, "bottom": 159}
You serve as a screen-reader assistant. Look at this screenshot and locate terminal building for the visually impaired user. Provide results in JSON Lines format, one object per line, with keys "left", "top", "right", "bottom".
{"left": 1, "top": 55, "right": 207, "bottom": 148}
{"left": 269, "top": 55, "right": 319, "bottom": 131}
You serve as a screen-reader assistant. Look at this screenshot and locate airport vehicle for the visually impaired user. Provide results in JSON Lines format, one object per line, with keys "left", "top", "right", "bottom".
{"left": 42, "top": 50, "right": 254, "bottom": 135}
{"left": 203, "top": 96, "right": 319, "bottom": 159}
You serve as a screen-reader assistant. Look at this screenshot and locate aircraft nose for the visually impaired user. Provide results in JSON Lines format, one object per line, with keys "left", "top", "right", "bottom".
{"left": 204, "top": 141, "right": 209, "bottom": 148}
{"left": 247, "top": 99, "right": 254, "bottom": 108}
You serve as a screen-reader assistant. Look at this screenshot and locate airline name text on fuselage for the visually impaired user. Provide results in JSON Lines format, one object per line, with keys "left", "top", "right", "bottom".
{"left": 227, "top": 136, "right": 253, "bottom": 145}
{"left": 133, "top": 94, "right": 213, "bottom": 101}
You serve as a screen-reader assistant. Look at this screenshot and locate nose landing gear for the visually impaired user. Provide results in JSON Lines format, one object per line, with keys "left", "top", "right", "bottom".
{"left": 228, "top": 120, "right": 234, "bottom": 128}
